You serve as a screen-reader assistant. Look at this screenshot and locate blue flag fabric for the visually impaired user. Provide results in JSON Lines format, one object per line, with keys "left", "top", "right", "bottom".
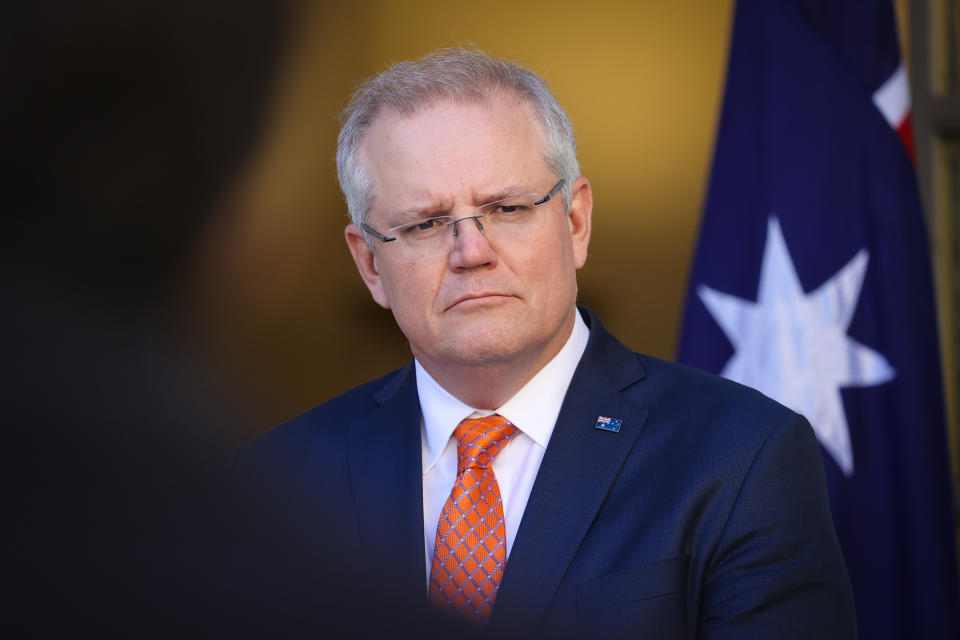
{"left": 677, "top": 1, "right": 960, "bottom": 637}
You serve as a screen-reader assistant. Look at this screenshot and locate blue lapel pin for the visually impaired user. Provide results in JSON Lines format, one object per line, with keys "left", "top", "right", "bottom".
{"left": 595, "top": 416, "right": 622, "bottom": 433}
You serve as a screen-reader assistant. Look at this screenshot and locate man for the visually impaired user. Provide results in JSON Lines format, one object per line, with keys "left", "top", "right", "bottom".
{"left": 236, "top": 49, "right": 856, "bottom": 637}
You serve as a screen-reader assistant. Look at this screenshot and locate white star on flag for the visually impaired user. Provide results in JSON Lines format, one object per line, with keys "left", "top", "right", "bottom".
{"left": 697, "top": 216, "right": 895, "bottom": 476}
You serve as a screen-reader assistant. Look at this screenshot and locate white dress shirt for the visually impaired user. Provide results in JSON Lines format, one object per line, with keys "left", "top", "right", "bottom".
{"left": 417, "top": 311, "right": 590, "bottom": 585}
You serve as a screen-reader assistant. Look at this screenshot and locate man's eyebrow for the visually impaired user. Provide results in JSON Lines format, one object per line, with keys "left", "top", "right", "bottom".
{"left": 475, "top": 185, "right": 530, "bottom": 204}
{"left": 391, "top": 185, "right": 533, "bottom": 220}
{"left": 392, "top": 202, "right": 450, "bottom": 222}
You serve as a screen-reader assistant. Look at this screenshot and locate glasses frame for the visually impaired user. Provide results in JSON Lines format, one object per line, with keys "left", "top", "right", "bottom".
{"left": 360, "top": 179, "right": 565, "bottom": 245}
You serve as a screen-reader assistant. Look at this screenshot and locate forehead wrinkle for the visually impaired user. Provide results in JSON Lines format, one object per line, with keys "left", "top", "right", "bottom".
{"left": 363, "top": 95, "right": 546, "bottom": 171}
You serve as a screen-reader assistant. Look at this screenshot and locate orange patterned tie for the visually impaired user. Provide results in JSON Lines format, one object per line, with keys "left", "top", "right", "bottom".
{"left": 428, "top": 414, "right": 518, "bottom": 624}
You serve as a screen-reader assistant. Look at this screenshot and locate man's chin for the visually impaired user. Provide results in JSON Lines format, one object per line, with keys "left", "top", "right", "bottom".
{"left": 426, "top": 323, "right": 540, "bottom": 369}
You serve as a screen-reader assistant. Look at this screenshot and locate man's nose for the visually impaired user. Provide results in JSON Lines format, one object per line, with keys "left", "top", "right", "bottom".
{"left": 448, "top": 214, "right": 498, "bottom": 270}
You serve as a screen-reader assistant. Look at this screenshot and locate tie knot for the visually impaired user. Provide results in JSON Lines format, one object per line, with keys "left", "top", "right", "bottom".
{"left": 454, "top": 414, "right": 517, "bottom": 472}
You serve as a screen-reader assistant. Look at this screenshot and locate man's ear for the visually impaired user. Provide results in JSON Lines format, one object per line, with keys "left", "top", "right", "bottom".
{"left": 345, "top": 223, "right": 391, "bottom": 309}
{"left": 567, "top": 176, "right": 593, "bottom": 269}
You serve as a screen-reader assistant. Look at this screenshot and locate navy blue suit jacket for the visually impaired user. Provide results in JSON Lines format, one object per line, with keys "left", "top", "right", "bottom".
{"left": 234, "top": 308, "right": 856, "bottom": 638}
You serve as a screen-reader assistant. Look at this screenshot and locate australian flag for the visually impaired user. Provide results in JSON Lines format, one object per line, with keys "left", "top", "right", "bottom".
{"left": 677, "top": 0, "right": 960, "bottom": 637}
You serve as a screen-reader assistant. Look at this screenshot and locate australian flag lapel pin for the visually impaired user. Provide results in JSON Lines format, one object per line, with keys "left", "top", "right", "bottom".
{"left": 595, "top": 416, "right": 622, "bottom": 433}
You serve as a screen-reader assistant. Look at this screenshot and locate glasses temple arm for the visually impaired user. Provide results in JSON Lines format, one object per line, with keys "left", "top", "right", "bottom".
{"left": 361, "top": 223, "right": 396, "bottom": 243}
{"left": 533, "top": 178, "right": 566, "bottom": 206}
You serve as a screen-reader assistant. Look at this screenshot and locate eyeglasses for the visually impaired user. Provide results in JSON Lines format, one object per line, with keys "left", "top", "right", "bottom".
{"left": 361, "top": 179, "right": 565, "bottom": 263}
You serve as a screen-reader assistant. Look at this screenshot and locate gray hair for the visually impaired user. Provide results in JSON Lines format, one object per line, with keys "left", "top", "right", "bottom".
{"left": 336, "top": 48, "right": 580, "bottom": 228}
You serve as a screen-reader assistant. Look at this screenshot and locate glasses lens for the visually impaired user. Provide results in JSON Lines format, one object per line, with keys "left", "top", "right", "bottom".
{"left": 389, "top": 215, "right": 454, "bottom": 262}
{"left": 478, "top": 193, "right": 548, "bottom": 241}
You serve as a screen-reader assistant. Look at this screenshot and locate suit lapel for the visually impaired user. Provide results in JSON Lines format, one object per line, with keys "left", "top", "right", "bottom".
{"left": 348, "top": 364, "right": 426, "bottom": 598}
{"left": 489, "top": 310, "right": 649, "bottom": 635}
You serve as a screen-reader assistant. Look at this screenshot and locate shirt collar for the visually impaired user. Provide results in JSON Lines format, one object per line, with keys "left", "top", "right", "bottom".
{"left": 417, "top": 310, "right": 590, "bottom": 472}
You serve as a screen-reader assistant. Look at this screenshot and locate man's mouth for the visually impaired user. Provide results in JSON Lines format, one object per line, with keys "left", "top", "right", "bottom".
{"left": 447, "top": 292, "right": 514, "bottom": 310}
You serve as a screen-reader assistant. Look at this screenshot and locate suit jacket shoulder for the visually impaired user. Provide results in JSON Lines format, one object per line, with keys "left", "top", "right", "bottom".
{"left": 228, "top": 363, "right": 415, "bottom": 544}
{"left": 221, "top": 361, "right": 440, "bottom": 635}
{"left": 631, "top": 352, "right": 812, "bottom": 490}
{"left": 242, "top": 363, "right": 413, "bottom": 457}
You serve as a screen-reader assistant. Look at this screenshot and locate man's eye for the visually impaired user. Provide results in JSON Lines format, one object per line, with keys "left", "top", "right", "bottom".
{"left": 414, "top": 219, "right": 439, "bottom": 230}
{"left": 496, "top": 204, "right": 529, "bottom": 215}
{"left": 401, "top": 217, "right": 446, "bottom": 236}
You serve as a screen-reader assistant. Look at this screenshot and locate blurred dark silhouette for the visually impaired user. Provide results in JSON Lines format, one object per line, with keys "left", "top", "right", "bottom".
{"left": 1, "top": 4, "right": 489, "bottom": 636}
{"left": 2, "top": 0, "right": 294, "bottom": 634}
{"left": 2, "top": 1, "right": 289, "bottom": 303}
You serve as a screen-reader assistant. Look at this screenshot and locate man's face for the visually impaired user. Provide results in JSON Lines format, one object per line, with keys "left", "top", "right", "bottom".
{"left": 345, "top": 95, "right": 592, "bottom": 386}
